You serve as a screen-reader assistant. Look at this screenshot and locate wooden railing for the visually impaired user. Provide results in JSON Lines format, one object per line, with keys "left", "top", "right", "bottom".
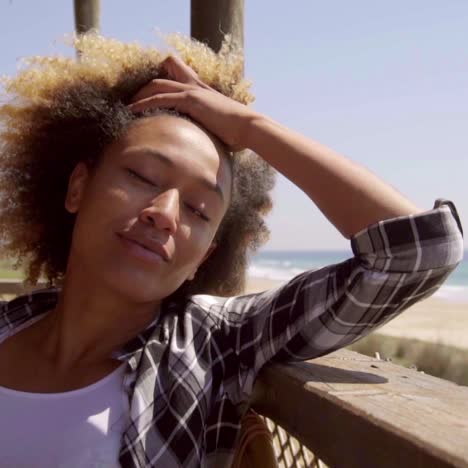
{"left": 0, "top": 278, "right": 48, "bottom": 296}
{"left": 2, "top": 280, "right": 468, "bottom": 468}
{"left": 252, "top": 350, "right": 468, "bottom": 468}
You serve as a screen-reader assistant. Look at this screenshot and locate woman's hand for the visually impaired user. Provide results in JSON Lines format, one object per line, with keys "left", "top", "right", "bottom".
{"left": 128, "top": 57, "right": 423, "bottom": 239}
{"left": 127, "top": 56, "right": 256, "bottom": 151}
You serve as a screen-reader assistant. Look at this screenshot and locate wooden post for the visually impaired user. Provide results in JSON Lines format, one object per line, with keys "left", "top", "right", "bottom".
{"left": 191, "top": 0, "right": 244, "bottom": 68}
{"left": 74, "top": 0, "right": 100, "bottom": 58}
{"left": 74, "top": 0, "right": 100, "bottom": 35}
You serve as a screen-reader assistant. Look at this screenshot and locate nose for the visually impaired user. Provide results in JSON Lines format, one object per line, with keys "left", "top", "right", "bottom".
{"left": 139, "top": 188, "right": 179, "bottom": 235}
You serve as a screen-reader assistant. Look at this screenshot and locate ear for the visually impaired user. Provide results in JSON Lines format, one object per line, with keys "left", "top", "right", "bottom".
{"left": 187, "top": 242, "right": 217, "bottom": 281}
{"left": 64, "top": 161, "right": 90, "bottom": 214}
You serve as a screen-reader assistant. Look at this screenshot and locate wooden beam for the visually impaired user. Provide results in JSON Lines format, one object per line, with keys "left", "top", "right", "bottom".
{"left": 74, "top": 0, "right": 100, "bottom": 35}
{"left": 191, "top": 0, "right": 244, "bottom": 55}
{"left": 252, "top": 349, "right": 468, "bottom": 468}
{"left": 0, "top": 279, "right": 47, "bottom": 297}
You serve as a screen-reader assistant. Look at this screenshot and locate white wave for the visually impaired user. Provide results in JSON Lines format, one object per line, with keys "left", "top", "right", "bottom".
{"left": 249, "top": 264, "right": 468, "bottom": 304}
{"left": 433, "top": 285, "right": 468, "bottom": 303}
{"left": 248, "top": 265, "right": 305, "bottom": 282}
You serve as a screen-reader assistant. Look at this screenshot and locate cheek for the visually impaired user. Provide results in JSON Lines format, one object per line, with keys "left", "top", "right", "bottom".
{"left": 71, "top": 181, "right": 133, "bottom": 250}
{"left": 87, "top": 171, "right": 142, "bottom": 218}
{"left": 172, "top": 223, "right": 216, "bottom": 272}
{"left": 174, "top": 224, "right": 206, "bottom": 261}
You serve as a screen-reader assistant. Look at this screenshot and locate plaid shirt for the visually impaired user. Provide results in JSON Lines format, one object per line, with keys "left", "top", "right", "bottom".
{"left": 0, "top": 198, "right": 464, "bottom": 467}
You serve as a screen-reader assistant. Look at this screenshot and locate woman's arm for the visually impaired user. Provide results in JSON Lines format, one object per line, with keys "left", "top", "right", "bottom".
{"left": 127, "top": 58, "right": 464, "bottom": 392}
{"left": 200, "top": 199, "right": 463, "bottom": 395}
{"left": 242, "top": 114, "right": 423, "bottom": 239}
{"left": 128, "top": 57, "right": 422, "bottom": 239}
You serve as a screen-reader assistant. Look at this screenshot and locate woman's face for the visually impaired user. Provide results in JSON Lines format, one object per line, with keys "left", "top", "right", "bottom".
{"left": 64, "top": 114, "right": 232, "bottom": 302}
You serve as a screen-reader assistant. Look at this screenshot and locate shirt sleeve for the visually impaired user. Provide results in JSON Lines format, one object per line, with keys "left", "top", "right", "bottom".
{"left": 216, "top": 198, "right": 464, "bottom": 380}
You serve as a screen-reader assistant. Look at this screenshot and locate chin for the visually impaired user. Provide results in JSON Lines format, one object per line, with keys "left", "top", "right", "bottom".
{"left": 100, "top": 266, "right": 168, "bottom": 303}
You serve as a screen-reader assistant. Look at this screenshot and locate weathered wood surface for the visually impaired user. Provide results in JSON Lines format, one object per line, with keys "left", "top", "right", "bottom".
{"left": 252, "top": 349, "right": 468, "bottom": 468}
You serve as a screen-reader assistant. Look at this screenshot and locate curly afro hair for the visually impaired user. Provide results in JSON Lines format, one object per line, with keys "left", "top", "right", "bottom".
{"left": 0, "top": 32, "right": 275, "bottom": 297}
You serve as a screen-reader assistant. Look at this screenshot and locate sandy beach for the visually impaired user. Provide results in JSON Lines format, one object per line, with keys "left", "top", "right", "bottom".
{"left": 246, "top": 276, "right": 468, "bottom": 351}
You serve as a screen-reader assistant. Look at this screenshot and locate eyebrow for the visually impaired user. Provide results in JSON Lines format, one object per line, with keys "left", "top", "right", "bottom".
{"left": 127, "top": 147, "right": 225, "bottom": 203}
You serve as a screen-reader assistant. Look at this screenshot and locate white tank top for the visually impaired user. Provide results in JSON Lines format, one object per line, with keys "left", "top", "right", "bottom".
{"left": 0, "top": 314, "right": 131, "bottom": 468}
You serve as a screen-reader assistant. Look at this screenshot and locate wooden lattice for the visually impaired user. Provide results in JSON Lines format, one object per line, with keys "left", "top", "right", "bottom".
{"left": 263, "top": 416, "right": 328, "bottom": 468}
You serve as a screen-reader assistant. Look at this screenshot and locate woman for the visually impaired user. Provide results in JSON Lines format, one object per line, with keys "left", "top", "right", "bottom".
{"left": 0, "top": 33, "right": 464, "bottom": 467}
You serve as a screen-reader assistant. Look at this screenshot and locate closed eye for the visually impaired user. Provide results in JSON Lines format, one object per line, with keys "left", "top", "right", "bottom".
{"left": 127, "top": 169, "right": 210, "bottom": 222}
{"left": 126, "top": 168, "right": 158, "bottom": 187}
{"left": 185, "top": 203, "right": 210, "bottom": 222}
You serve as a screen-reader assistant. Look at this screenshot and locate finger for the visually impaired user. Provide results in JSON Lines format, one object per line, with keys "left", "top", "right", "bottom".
{"left": 127, "top": 92, "right": 189, "bottom": 114}
{"left": 161, "top": 55, "right": 212, "bottom": 90}
{"left": 161, "top": 55, "right": 200, "bottom": 84}
{"left": 129, "top": 79, "right": 191, "bottom": 103}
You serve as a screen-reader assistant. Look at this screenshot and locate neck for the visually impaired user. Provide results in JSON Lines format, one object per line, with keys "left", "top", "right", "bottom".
{"left": 35, "top": 266, "right": 161, "bottom": 372}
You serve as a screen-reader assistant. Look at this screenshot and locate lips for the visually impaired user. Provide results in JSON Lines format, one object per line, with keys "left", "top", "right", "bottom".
{"left": 117, "top": 232, "right": 170, "bottom": 262}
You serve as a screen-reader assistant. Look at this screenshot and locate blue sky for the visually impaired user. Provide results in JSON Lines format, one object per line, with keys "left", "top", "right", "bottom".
{"left": 1, "top": 0, "right": 467, "bottom": 251}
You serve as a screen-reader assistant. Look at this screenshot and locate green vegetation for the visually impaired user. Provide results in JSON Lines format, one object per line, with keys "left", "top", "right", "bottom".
{"left": 0, "top": 261, "right": 23, "bottom": 279}
{"left": 347, "top": 333, "right": 468, "bottom": 387}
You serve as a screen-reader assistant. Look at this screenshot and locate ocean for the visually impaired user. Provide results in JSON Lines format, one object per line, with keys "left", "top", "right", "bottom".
{"left": 248, "top": 250, "right": 468, "bottom": 303}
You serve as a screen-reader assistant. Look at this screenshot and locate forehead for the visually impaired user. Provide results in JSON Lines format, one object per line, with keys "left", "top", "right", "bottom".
{"left": 106, "top": 114, "right": 232, "bottom": 203}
